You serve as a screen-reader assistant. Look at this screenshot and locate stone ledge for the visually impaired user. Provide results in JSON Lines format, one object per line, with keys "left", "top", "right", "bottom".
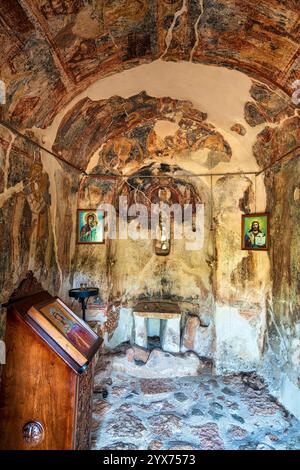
{"left": 111, "top": 349, "right": 206, "bottom": 378}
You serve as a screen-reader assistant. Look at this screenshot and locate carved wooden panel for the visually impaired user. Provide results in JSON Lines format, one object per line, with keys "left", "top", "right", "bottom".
{"left": 75, "top": 360, "right": 95, "bottom": 450}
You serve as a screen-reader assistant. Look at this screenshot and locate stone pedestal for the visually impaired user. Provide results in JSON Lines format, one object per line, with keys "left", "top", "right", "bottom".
{"left": 181, "top": 314, "right": 214, "bottom": 358}
{"left": 182, "top": 315, "right": 200, "bottom": 350}
{"left": 133, "top": 303, "right": 181, "bottom": 353}
{"left": 133, "top": 314, "right": 148, "bottom": 348}
{"left": 161, "top": 317, "right": 181, "bottom": 353}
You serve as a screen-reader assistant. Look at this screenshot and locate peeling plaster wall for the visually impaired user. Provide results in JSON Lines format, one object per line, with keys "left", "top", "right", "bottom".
{"left": 74, "top": 171, "right": 214, "bottom": 317}
{"left": 40, "top": 61, "right": 270, "bottom": 168}
{"left": 215, "top": 305, "right": 262, "bottom": 372}
{"left": 109, "top": 175, "right": 213, "bottom": 313}
{"left": 71, "top": 175, "right": 114, "bottom": 306}
{"left": 240, "top": 94, "right": 300, "bottom": 418}
{"left": 0, "top": 56, "right": 299, "bottom": 417}
{"left": 0, "top": 123, "right": 80, "bottom": 343}
{"left": 49, "top": 64, "right": 281, "bottom": 372}
{"left": 261, "top": 156, "right": 300, "bottom": 419}
{"left": 213, "top": 173, "right": 269, "bottom": 372}
{"left": 75, "top": 169, "right": 271, "bottom": 373}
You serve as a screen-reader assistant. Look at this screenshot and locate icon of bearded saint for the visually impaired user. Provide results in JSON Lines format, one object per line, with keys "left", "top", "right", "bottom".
{"left": 244, "top": 220, "right": 266, "bottom": 249}
{"left": 80, "top": 212, "right": 98, "bottom": 242}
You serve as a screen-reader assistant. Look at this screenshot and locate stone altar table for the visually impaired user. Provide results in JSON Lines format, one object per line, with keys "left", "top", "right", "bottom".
{"left": 133, "top": 301, "right": 181, "bottom": 353}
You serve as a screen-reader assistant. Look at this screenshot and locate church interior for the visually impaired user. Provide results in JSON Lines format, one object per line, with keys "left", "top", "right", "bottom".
{"left": 0, "top": 0, "right": 299, "bottom": 451}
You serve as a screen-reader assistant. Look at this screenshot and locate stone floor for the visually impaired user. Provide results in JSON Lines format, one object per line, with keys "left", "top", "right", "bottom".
{"left": 91, "top": 359, "right": 300, "bottom": 450}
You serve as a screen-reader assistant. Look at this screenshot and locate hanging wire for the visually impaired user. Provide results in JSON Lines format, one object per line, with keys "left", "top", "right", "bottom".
{"left": 1, "top": 120, "right": 300, "bottom": 178}
{"left": 254, "top": 174, "right": 257, "bottom": 213}
{"left": 3, "top": 122, "right": 296, "bottom": 181}
{"left": 210, "top": 174, "right": 213, "bottom": 231}
{"left": 0, "top": 120, "right": 86, "bottom": 174}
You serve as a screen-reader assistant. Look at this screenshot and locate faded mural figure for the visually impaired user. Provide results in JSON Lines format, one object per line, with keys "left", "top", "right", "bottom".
{"left": 51, "top": 309, "right": 91, "bottom": 353}
{"left": 292, "top": 79, "right": 300, "bottom": 105}
{"left": 244, "top": 221, "right": 266, "bottom": 249}
{"left": 80, "top": 213, "right": 98, "bottom": 242}
{"left": 0, "top": 80, "right": 6, "bottom": 105}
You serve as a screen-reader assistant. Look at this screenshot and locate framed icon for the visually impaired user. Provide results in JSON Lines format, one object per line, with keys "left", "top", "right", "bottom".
{"left": 241, "top": 212, "right": 269, "bottom": 251}
{"left": 77, "top": 209, "right": 104, "bottom": 244}
{"left": 27, "top": 298, "right": 99, "bottom": 367}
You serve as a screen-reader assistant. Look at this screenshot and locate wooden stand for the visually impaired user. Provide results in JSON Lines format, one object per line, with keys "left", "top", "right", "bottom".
{"left": 0, "top": 272, "right": 102, "bottom": 450}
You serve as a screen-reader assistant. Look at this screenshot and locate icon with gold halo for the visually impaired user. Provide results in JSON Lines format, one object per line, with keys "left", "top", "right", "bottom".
{"left": 77, "top": 209, "right": 104, "bottom": 244}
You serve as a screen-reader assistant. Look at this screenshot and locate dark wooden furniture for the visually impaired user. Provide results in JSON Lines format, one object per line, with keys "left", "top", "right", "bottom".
{"left": 0, "top": 272, "right": 102, "bottom": 450}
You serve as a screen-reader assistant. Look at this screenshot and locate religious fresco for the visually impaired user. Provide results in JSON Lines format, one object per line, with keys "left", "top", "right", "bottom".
{"left": 253, "top": 116, "right": 300, "bottom": 169}
{"left": 244, "top": 82, "right": 295, "bottom": 128}
{"left": 0, "top": 1, "right": 299, "bottom": 129}
{"left": 52, "top": 93, "right": 231, "bottom": 172}
{"left": 0, "top": 123, "right": 80, "bottom": 309}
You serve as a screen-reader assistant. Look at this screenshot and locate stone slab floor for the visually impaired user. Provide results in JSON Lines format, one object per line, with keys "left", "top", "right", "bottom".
{"left": 91, "top": 366, "right": 300, "bottom": 450}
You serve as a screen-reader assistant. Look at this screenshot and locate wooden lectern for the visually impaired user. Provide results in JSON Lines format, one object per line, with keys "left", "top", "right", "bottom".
{"left": 0, "top": 272, "right": 102, "bottom": 450}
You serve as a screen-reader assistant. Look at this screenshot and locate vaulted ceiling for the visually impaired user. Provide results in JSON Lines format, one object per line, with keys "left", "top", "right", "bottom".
{"left": 0, "top": 0, "right": 299, "bottom": 130}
